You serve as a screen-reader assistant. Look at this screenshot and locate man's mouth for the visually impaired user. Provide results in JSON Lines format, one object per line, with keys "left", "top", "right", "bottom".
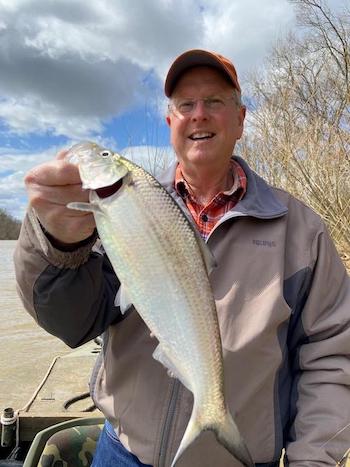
{"left": 189, "top": 132, "right": 215, "bottom": 141}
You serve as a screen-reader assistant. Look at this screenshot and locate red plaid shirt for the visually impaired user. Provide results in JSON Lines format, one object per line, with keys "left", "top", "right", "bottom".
{"left": 175, "top": 159, "right": 247, "bottom": 240}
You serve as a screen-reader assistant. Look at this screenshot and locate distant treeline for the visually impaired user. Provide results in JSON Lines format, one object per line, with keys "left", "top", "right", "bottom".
{"left": 0, "top": 209, "right": 22, "bottom": 240}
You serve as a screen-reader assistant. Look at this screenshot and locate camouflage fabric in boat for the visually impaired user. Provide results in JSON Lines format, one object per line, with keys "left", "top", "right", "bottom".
{"left": 35, "top": 426, "right": 349, "bottom": 467}
{"left": 37, "top": 424, "right": 103, "bottom": 467}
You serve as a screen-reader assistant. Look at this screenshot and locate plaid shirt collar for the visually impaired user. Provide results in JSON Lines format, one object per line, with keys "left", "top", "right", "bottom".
{"left": 175, "top": 157, "right": 247, "bottom": 202}
{"left": 175, "top": 158, "right": 247, "bottom": 240}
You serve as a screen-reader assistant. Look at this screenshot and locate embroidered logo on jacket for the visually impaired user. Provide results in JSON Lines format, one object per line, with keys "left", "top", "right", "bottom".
{"left": 252, "top": 239, "right": 276, "bottom": 248}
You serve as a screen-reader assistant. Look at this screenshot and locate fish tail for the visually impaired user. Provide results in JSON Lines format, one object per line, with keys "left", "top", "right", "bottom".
{"left": 170, "top": 405, "right": 254, "bottom": 467}
{"left": 214, "top": 408, "right": 254, "bottom": 467}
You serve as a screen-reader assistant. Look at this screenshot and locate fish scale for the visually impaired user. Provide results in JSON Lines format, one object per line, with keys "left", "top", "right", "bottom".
{"left": 66, "top": 141, "right": 254, "bottom": 467}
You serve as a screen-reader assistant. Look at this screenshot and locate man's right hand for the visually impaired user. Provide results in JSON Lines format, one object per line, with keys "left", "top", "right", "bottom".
{"left": 25, "top": 149, "right": 96, "bottom": 245}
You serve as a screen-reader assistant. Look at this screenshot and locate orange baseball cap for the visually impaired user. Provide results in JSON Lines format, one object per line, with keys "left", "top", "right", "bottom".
{"left": 164, "top": 49, "right": 241, "bottom": 97}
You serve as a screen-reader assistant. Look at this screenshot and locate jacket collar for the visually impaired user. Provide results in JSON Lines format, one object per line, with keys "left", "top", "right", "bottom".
{"left": 158, "top": 156, "right": 288, "bottom": 220}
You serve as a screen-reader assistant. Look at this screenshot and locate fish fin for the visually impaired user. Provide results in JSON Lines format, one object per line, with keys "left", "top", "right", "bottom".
{"left": 170, "top": 405, "right": 202, "bottom": 467}
{"left": 152, "top": 345, "right": 192, "bottom": 392}
{"left": 194, "top": 230, "right": 217, "bottom": 275}
{"left": 67, "top": 201, "right": 102, "bottom": 214}
{"left": 171, "top": 405, "right": 254, "bottom": 467}
{"left": 213, "top": 408, "right": 254, "bottom": 467}
{"left": 114, "top": 285, "right": 133, "bottom": 315}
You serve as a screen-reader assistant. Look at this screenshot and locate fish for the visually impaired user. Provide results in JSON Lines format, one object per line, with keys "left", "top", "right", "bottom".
{"left": 66, "top": 141, "right": 254, "bottom": 467}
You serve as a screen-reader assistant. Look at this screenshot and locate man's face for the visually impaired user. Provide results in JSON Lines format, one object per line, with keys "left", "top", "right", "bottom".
{"left": 166, "top": 66, "right": 246, "bottom": 170}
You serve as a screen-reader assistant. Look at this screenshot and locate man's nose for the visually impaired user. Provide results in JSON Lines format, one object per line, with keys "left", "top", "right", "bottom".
{"left": 191, "top": 100, "right": 209, "bottom": 120}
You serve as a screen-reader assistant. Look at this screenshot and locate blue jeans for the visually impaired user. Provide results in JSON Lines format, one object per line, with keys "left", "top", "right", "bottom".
{"left": 92, "top": 421, "right": 153, "bottom": 467}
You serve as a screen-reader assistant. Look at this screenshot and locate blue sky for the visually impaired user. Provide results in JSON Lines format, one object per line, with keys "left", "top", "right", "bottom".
{"left": 0, "top": 0, "right": 343, "bottom": 219}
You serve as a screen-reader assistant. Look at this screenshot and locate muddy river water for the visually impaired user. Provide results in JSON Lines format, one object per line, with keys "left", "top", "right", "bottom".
{"left": 0, "top": 240, "right": 72, "bottom": 411}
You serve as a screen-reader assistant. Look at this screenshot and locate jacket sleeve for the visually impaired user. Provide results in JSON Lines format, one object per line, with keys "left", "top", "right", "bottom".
{"left": 285, "top": 223, "right": 350, "bottom": 466}
{"left": 14, "top": 209, "right": 122, "bottom": 348}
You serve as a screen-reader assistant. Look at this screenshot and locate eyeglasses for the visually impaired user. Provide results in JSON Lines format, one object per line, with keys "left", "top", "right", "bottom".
{"left": 168, "top": 95, "right": 237, "bottom": 117}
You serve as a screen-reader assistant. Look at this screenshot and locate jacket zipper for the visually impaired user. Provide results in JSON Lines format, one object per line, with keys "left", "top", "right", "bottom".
{"left": 158, "top": 379, "right": 181, "bottom": 467}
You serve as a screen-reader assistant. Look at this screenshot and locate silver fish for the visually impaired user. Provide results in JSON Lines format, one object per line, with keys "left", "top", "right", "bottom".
{"left": 66, "top": 141, "right": 254, "bottom": 467}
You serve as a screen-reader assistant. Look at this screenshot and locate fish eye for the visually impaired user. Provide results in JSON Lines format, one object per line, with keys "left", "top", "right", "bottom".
{"left": 100, "top": 150, "right": 112, "bottom": 158}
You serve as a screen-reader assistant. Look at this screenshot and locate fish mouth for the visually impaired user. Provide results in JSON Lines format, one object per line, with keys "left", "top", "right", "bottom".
{"left": 95, "top": 179, "right": 123, "bottom": 198}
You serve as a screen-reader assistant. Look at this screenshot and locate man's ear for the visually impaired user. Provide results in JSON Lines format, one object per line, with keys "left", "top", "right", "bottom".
{"left": 166, "top": 115, "right": 171, "bottom": 127}
{"left": 235, "top": 105, "right": 246, "bottom": 140}
{"left": 239, "top": 105, "right": 246, "bottom": 126}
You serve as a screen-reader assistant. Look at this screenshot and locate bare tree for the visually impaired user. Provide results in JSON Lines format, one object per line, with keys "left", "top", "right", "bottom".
{"left": 121, "top": 97, "right": 174, "bottom": 177}
{"left": 240, "top": 0, "right": 350, "bottom": 268}
{"left": 0, "top": 209, "right": 21, "bottom": 239}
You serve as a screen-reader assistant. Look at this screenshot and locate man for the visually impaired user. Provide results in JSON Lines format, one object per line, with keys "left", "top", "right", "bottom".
{"left": 14, "top": 49, "right": 350, "bottom": 466}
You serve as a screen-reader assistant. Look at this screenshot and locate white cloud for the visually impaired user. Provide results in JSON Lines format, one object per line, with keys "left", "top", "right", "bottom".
{"left": 0, "top": 98, "right": 104, "bottom": 139}
{"left": 201, "top": 0, "right": 295, "bottom": 70}
{"left": 0, "top": 0, "right": 298, "bottom": 138}
{"left": 0, "top": 146, "right": 59, "bottom": 219}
